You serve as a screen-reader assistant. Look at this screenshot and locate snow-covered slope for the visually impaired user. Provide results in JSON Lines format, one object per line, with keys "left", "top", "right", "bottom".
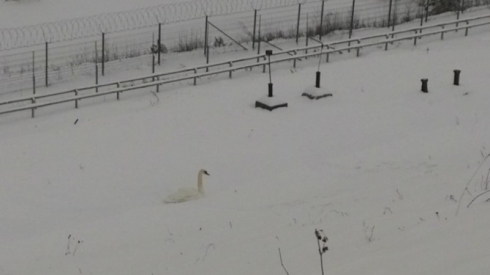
{"left": 0, "top": 23, "right": 489, "bottom": 275}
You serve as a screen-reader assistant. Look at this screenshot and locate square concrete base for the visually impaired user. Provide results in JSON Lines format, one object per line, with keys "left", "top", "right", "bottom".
{"left": 302, "top": 86, "right": 333, "bottom": 100}
{"left": 255, "top": 96, "right": 288, "bottom": 111}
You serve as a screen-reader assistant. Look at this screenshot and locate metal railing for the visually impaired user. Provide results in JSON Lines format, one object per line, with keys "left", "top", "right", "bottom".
{"left": 1, "top": 13, "right": 489, "bottom": 119}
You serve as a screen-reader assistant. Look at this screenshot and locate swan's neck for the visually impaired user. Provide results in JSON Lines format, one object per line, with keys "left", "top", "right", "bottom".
{"left": 198, "top": 171, "right": 204, "bottom": 194}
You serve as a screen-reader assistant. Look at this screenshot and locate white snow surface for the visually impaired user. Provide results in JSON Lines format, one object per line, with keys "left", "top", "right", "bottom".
{"left": 0, "top": 3, "right": 490, "bottom": 275}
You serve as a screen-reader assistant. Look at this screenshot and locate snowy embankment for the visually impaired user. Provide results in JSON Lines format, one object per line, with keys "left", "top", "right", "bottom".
{"left": 0, "top": 19, "right": 490, "bottom": 275}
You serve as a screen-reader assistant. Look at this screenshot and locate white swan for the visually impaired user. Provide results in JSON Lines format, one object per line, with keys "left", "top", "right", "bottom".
{"left": 164, "top": 169, "right": 210, "bottom": 203}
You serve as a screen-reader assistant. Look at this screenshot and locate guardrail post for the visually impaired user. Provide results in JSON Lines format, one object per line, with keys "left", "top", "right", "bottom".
{"left": 356, "top": 40, "right": 361, "bottom": 57}
{"left": 414, "top": 30, "right": 418, "bottom": 46}
{"left": 257, "top": 15, "right": 262, "bottom": 63}
{"left": 156, "top": 77, "right": 160, "bottom": 93}
{"left": 252, "top": 10, "right": 257, "bottom": 49}
{"left": 319, "top": 0, "right": 325, "bottom": 41}
{"left": 229, "top": 62, "right": 233, "bottom": 78}
{"left": 204, "top": 15, "right": 208, "bottom": 56}
{"left": 32, "top": 51, "right": 36, "bottom": 95}
{"left": 385, "top": 35, "right": 389, "bottom": 50}
{"left": 45, "top": 42, "right": 49, "bottom": 87}
{"left": 296, "top": 3, "right": 302, "bottom": 44}
{"left": 441, "top": 25, "right": 445, "bottom": 40}
{"left": 305, "top": 13, "right": 309, "bottom": 57}
{"left": 158, "top": 23, "right": 162, "bottom": 65}
{"left": 293, "top": 51, "right": 297, "bottom": 68}
{"left": 465, "top": 21, "right": 469, "bottom": 36}
{"left": 116, "top": 83, "right": 120, "bottom": 100}
{"left": 102, "top": 32, "right": 105, "bottom": 76}
{"left": 387, "top": 0, "right": 393, "bottom": 28}
{"left": 95, "top": 41, "right": 99, "bottom": 93}
{"left": 31, "top": 98, "right": 36, "bottom": 118}
{"left": 348, "top": 0, "right": 356, "bottom": 48}
{"left": 152, "top": 54, "right": 156, "bottom": 74}
{"left": 75, "top": 89, "right": 79, "bottom": 108}
{"left": 194, "top": 69, "right": 197, "bottom": 86}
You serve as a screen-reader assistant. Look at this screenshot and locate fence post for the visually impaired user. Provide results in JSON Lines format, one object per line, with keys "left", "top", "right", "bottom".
{"left": 95, "top": 41, "right": 99, "bottom": 93}
{"left": 319, "top": 0, "right": 325, "bottom": 41}
{"left": 45, "top": 42, "right": 48, "bottom": 87}
{"left": 204, "top": 15, "right": 209, "bottom": 56}
{"left": 387, "top": 0, "right": 393, "bottom": 28}
{"left": 252, "top": 10, "right": 257, "bottom": 49}
{"left": 391, "top": 1, "right": 397, "bottom": 43}
{"left": 158, "top": 23, "right": 162, "bottom": 65}
{"left": 296, "top": 3, "right": 302, "bottom": 44}
{"left": 456, "top": 0, "right": 461, "bottom": 30}
{"left": 348, "top": 0, "right": 356, "bottom": 51}
{"left": 306, "top": 13, "right": 309, "bottom": 57}
{"left": 152, "top": 54, "right": 155, "bottom": 74}
{"left": 102, "top": 32, "right": 105, "bottom": 76}
{"left": 75, "top": 89, "right": 79, "bottom": 108}
{"left": 32, "top": 51, "right": 36, "bottom": 95}
{"left": 257, "top": 15, "right": 262, "bottom": 63}
{"left": 206, "top": 36, "right": 210, "bottom": 72}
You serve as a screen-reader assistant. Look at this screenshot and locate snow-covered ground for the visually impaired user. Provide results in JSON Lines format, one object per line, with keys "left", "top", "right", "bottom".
{"left": 0, "top": 15, "right": 490, "bottom": 274}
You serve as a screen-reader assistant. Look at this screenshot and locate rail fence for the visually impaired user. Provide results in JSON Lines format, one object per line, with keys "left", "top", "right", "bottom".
{"left": 1, "top": 13, "right": 489, "bottom": 119}
{"left": 0, "top": 0, "right": 488, "bottom": 95}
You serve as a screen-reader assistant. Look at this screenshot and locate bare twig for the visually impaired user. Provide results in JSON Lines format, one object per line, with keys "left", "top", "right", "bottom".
{"left": 456, "top": 153, "right": 490, "bottom": 216}
{"left": 467, "top": 189, "right": 490, "bottom": 209}
{"left": 278, "top": 248, "right": 290, "bottom": 275}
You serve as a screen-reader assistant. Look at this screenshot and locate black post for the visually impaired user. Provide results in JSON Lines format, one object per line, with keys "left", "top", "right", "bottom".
{"left": 456, "top": 0, "right": 461, "bottom": 30}
{"left": 32, "top": 51, "right": 36, "bottom": 95}
{"left": 349, "top": 0, "right": 356, "bottom": 39}
{"left": 95, "top": 41, "right": 98, "bottom": 93}
{"left": 257, "top": 15, "right": 262, "bottom": 62}
{"left": 387, "top": 0, "right": 393, "bottom": 28}
{"left": 152, "top": 54, "right": 155, "bottom": 74}
{"left": 158, "top": 23, "right": 162, "bottom": 65}
{"left": 102, "top": 32, "right": 105, "bottom": 76}
{"left": 315, "top": 71, "right": 321, "bottom": 88}
{"left": 391, "top": 1, "right": 396, "bottom": 42}
{"left": 252, "top": 10, "right": 257, "bottom": 49}
{"left": 454, "top": 70, "right": 461, "bottom": 85}
{"left": 266, "top": 50, "right": 273, "bottom": 97}
{"left": 296, "top": 4, "right": 302, "bottom": 44}
{"left": 421, "top": 78, "right": 428, "bottom": 93}
{"left": 45, "top": 42, "right": 48, "bottom": 87}
{"left": 204, "top": 15, "right": 209, "bottom": 56}
{"left": 306, "top": 13, "right": 309, "bottom": 56}
{"left": 319, "top": 0, "right": 325, "bottom": 41}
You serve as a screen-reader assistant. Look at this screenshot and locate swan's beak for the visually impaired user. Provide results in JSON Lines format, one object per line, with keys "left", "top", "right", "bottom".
{"left": 204, "top": 170, "right": 210, "bottom": 176}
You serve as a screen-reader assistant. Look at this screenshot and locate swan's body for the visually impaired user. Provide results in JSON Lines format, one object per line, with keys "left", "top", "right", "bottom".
{"left": 164, "top": 169, "right": 210, "bottom": 203}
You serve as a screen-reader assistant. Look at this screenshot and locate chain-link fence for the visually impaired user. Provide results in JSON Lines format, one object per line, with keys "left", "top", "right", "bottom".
{"left": 0, "top": 0, "right": 487, "bottom": 95}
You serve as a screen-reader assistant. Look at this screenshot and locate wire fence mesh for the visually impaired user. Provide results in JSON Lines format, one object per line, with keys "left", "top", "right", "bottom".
{"left": 0, "top": 0, "right": 488, "bottom": 95}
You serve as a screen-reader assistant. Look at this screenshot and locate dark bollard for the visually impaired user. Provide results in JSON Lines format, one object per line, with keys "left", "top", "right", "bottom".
{"left": 453, "top": 70, "right": 461, "bottom": 86}
{"left": 315, "top": 71, "right": 321, "bottom": 88}
{"left": 268, "top": 83, "right": 273, "bottom": 97}
{"left": 421, "top": 78, "right": 428, "bottom": 93}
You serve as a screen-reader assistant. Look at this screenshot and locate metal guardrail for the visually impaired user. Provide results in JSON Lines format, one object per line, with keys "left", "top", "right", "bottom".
{"left": 1, "top": 13, "right": 490, "bottom": 119}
